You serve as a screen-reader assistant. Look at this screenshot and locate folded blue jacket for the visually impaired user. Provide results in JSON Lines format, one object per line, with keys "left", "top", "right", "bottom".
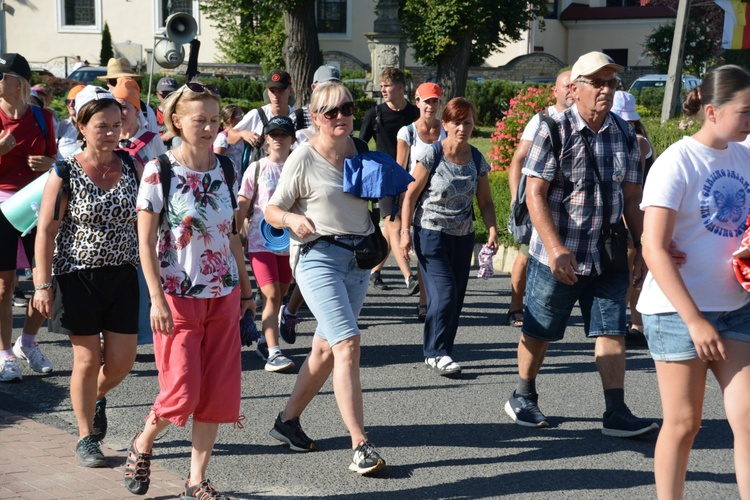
{"left": 343, "top": 151, "right": 414, "bottom": 200}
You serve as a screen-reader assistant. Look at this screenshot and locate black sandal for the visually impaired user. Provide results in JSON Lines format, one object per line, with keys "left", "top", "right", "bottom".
{"left": 124, "top": 433, "right": 151, "bottom": 495}
{"left": 507, "top": 309, "right": 524, "bottom": 327}
{"left": 417, "top": 304, "right": 427, "bottom": 323}
{"left": 180, "top": 478, "right": 231, "bottom": 499}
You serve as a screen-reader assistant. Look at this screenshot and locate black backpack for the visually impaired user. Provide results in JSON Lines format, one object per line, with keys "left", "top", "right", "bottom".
{"left": 239, "top": 107, "right": 269, "bottom": 178}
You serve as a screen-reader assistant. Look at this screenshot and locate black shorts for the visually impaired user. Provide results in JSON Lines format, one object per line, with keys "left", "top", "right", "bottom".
{"left": 0, "top": 208, "right": 35, "bottom": 271}
{"left": 51, "top": 264, "right": 139, "bottom": 336}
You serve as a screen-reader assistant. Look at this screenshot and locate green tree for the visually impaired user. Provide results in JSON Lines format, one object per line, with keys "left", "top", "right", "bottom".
{"left": 202, "top": 0, "right": 321, "bottom": 104}
{"left": 202, "top": 0, "right": 285, "bottom": 70}
{"left": 400, "top": 0, "right": 547, "bottom": 100}
{"left": 99, "top": 22, "right": 114, "bottom": 66}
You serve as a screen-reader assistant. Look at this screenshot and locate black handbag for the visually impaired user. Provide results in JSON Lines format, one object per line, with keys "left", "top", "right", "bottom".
{"left": 320, "top": 209, "right": 387, "bottom": 270}
{"left": 580, "top": 133, "right": 629, "bottom": 273}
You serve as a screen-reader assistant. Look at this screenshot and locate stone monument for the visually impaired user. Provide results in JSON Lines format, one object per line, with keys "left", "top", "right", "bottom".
{"left": 364, "top": 0, "right": 407, "bottom": 98}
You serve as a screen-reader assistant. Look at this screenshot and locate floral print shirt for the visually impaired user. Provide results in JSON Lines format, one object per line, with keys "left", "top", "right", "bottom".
{"left": 136, "top": 152, "right": 239, "bottom": 299}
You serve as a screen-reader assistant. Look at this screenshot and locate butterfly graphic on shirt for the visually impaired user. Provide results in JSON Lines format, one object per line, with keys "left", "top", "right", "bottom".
{"left": 714, "top": 188, "right": 746, "bottom": 224}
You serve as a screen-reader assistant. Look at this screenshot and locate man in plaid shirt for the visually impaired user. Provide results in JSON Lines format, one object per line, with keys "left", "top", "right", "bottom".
{"left": 504, "top": 52, "right": 659, "bottom": 438}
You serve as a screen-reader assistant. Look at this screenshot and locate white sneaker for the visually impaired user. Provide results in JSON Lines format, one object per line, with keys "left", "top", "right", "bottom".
{"left": 13, "top": 338, "right": 53, "bottom": 374}
{"left": 0, "top": 356, "right": 22, "bottom": 382}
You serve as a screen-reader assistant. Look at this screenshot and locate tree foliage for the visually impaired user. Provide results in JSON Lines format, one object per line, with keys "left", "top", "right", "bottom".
{"left": 202, "top": 0, "right": 285, "bottom": 70}
{"left": 100, "top": 22, "right": 114, "bottom": 66}
{"left": 400, "top": 0, "right": 547, "bottom": 99}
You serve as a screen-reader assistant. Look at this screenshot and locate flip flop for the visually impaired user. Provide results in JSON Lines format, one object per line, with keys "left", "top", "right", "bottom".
{"left": 507, "top": 309, "right": 524, "bottom": 327}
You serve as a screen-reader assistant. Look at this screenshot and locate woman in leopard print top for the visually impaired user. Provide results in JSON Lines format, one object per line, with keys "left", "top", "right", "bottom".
{"left": 33, "top": 86, "right": 142, "bottom": 468}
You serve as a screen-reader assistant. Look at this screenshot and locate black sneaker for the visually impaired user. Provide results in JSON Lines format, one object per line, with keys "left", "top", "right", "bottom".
{"left": 369, "top": 271, "right": 389, "bottom": 290}
{"left": 75, "top": 435, "right": 106, "bottom": 468}
{"left": 278, "top": 308, "right": 299, "bottom": 345}
{"left": 92, "top": 397, "right": 107, "bottom": 441}
{"left": 504, "top": 390, "right": 549, "bottom": 428}
{"left": 349, "top": 440, "right": 386, "bottom": 475}
{"left": 269, "top": 412, "right": 316, "bottom": 452}
{"left": 12, "top": 288, "right": 28, "bottom": 308}
{"left": 406, "top": 274, "right": 419, "bottom": 296}
{"left": 602, "top": 407, "right": 660, "bottom": 438}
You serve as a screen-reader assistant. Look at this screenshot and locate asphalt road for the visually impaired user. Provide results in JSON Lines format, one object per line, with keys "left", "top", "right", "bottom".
{"left": 0, "top": 261, "right": 740, "bottom": 499}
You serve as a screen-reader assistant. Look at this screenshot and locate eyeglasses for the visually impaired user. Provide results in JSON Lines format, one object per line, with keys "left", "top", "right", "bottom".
{"left": 159, "top": 91, "right": 173, "bottom": 99}
{"left": 185, "top": 82, "right": 220, "bottom": 95}
{"left": 576, "top": 78, "right": 619, "bottom": 90}
{"left": 317, "top": 101, "right": 355, "bottom": 120}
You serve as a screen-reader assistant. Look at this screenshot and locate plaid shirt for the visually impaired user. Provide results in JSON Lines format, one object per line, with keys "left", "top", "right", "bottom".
{"left": 521, "top": 105, "right": 642, "bottom": 275}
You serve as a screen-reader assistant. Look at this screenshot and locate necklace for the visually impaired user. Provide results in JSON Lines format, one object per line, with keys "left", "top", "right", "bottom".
{"left": 89, "top": 156, "right": 114, "bottom": 179}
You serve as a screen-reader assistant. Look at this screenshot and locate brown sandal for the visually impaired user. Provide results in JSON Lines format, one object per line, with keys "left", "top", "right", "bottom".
{"left": 181, "top": 478, "right": 231, "bottom": 499}
{"left": 124, "top": 433, "right": 151, "bottom": 495}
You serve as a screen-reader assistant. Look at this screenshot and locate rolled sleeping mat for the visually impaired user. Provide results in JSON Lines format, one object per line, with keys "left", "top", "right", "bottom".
{"left": 259, "top": 217, "right": 290, "bottom": 252}
{"left": 0, "top": 171, "right": 50, "bottom": 236}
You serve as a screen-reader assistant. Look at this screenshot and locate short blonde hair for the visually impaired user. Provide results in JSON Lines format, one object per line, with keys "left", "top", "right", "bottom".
{"left": 19, "top": 78, "right": 31, "bottom": 105}
{"left": 309, "top": 81, "right": 353, "bottom": 132}
{"left": 163, "top": 82, "right": 221, "bottom": 137}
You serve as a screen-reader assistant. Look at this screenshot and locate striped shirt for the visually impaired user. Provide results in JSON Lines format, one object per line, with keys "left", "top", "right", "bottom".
{"left": 521, "top": 104, "right": 641, "bottom": 275}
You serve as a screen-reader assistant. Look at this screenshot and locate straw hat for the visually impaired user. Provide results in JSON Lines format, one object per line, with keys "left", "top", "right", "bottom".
{"left": 101, "top": 57, "right": 140, "bottom": 80}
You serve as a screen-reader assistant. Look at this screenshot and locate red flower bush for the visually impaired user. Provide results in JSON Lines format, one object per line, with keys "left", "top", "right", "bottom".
{"left": 488, "top": 85, "right": 554, "bottom": 171}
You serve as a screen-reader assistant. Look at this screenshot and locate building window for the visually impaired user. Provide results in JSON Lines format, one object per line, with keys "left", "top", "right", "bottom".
{"left": 317, "top": 0, "right": 351, "bottom": 40}
{"left": 606, "top": 0, "right": 642, "bottom": 6}
{"left": 154, "top": 0, "right": 200, "bottom": 33}
{"left": 57, "top": 0, "right": 102, "bottom": 33}
{"left": 545, "top": 0, "right": 559, "bottom": 19}
{"left": 604, "top": 49, "right": 629, "bottom": 68}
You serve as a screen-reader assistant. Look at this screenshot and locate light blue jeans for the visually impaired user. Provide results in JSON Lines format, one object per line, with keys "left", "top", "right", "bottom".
{"left": 295, "top": 239, "right": 370, "bottom": 347}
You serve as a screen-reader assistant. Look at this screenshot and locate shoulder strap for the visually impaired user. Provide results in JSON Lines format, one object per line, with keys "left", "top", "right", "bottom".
{"left": 30, "top": 105, "right": 49, "bottom": 157}
{"left": 122, "top": 132, "right": 157, "bottom": 158}
{"left": 157, "top": 154, "right": 172, "bottom": 227}
{"left": 257, "top": 107, "right": 269, "bottom": 128}
{"left": 216, "top": 153, "right": 238, "bottom": 234}
{"left": 113, "top": 149, "right": 139, "bottom": 181}
{"left": 53, "top": 160, "right": 71, "bottom": 221}
{"left": 540, "top": 116, "right": 562, "bottom": 162}
{"left": 294, "top": 108, "right": 305, "bottom": 131}
{"left": 352, "top": 137, "right": 369, "bottom": 155}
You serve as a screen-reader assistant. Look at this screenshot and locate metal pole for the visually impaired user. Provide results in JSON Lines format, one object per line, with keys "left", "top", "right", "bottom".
{"left": 661, "top": 0, "right": 691, "bottom": 125}
{"left": 146, "top": 37, "right": 162, "bottom": 108}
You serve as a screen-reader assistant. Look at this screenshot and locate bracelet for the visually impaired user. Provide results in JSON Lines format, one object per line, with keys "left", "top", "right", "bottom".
{"left": 34, "top": 282, "right": 53, "bottom": 290}
{"left": 400, "top": 228, "right": 410, "bottom": 235}
{"left": 241, "top": 297, "right": 254, "bottom": 301}
{"left": 281, "top": 212, "right": 291, "bottom": 228}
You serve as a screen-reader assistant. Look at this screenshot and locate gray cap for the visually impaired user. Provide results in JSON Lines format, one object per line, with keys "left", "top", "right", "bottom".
{"left": 313, "top": 65, "right": 340, "bottom": 84}
{"left": 156, "top": 77, "right": 179, "bottom": 93}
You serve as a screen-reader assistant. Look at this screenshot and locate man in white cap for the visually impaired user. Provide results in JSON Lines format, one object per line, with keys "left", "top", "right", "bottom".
{"left": 504, "top": 52, "right": 658, "bottom": 438}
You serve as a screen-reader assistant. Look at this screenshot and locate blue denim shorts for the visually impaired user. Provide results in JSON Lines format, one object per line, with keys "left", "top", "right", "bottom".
{"left": 643, "top": 301, "right": 750, "bottom": 362}
{"left": 523, "top": 256, "right": 629, "bottom": 341}
{"left": 295, "top": 238, "right": 370, "bottom": 347}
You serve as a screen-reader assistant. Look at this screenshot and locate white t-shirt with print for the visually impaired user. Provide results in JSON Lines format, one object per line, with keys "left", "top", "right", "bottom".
{"left": 637, "top": 136, "right": 750, "bottom": 314}
{"left": 238, "top": 157, "right": 288, "bottom": 256}
{"left": 136, "top": 152, "right": 240, "bottom": 299}
{"left": 396, "top": 123, "right": 446, "bottom": 173}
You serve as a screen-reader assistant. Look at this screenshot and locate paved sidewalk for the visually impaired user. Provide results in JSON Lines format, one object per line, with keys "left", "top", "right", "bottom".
{"left": 0, "top": 409, "right": 184, "bottom": 499}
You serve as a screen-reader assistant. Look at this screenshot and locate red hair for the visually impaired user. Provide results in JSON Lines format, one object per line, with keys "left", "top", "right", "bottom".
{"left": 441, "top": 97, "right": 476, "bottom": 124}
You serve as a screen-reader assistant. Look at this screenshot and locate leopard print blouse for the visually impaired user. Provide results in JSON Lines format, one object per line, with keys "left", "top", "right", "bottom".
{"left": 52, "top": 156, "right": 139, "bottom": 275}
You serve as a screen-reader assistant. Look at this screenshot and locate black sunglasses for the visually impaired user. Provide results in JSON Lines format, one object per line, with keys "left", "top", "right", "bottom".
{"left": 318, "top": 101, "right": 355, "bottom": 120}
{"left": 185, "top": 82, "right": 220, "bottom": 95}
{"left": 576, "top": 78, "right": 619, "bottom": 90}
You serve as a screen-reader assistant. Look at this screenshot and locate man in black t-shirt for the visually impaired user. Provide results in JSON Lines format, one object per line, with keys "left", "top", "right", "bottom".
{"left": 360, "top": 68, "right": 420, "bottom": 294}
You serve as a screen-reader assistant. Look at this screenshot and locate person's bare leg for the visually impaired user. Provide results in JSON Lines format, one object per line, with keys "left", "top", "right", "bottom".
{"left": 594, "top": 335, "right": 626, "bottom": 390}
{"left": 653, "top": 359, "right": 706, "bottom": 500}
{"left": 712, "top": 340, "right": 750, "bottom": 499}
{"left": 96, "top": 331, "right": 138, "bottom": 399}
{"left": 187, "top": 421, "right": 219, "bottom": 484}
{"left": 281, "top": 335, "right": 335, "bottom": 420}
{"left": 260, "top": 282, "right": 289, "bottom": 349}
{"left": 330, "top": 336, "right": 367, "bottom": 447}
{"left": 285, "top": 284, "right": 304, "bottom": 315}
{"left": 69, "top": 335, "right": 103, "bottom": 439}
{"left": 134, "top": 412, "right": 171, "bottom": 453}
{"left": 0, "top": 270, "right": 16, "bottom": 350}
{"left": 508, "top": 252, "right": 528, "bottom": 325}
{"left": 385, "top": 216, "right": 412, "bottom": 281}
{"left": 517, "top": 333, "right": 549, "bottom": 381}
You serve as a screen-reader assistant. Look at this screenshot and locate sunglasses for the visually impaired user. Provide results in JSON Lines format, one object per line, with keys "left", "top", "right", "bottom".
{"left": 576, "top": 78, "right": 619, "bottom": 90}
{"left": 0, "top": 72, "right": 20, "bottom": 81}
{"left": 159, "top": 91, "right": 173, "bottom": 99}
{"left": 318, "top": 101, "right": 355, "bottom": 120}
{"left": 185, "top": 82, "right": 220, "bottom": 95}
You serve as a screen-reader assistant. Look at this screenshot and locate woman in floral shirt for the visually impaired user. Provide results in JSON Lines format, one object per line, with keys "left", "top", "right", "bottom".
{"left": 125, "top": 82, "right": 254, "bottom": 500}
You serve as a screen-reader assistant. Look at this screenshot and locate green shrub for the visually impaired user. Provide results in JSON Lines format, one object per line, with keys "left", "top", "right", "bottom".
{"left": 473, "top": 170, "right": 513, "bottom": 246}
{"left": 465, "top": 80, "right": 528, "bottom": 127}
{"left": 643, "top": 116, "right": 700, "bottom": 157}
